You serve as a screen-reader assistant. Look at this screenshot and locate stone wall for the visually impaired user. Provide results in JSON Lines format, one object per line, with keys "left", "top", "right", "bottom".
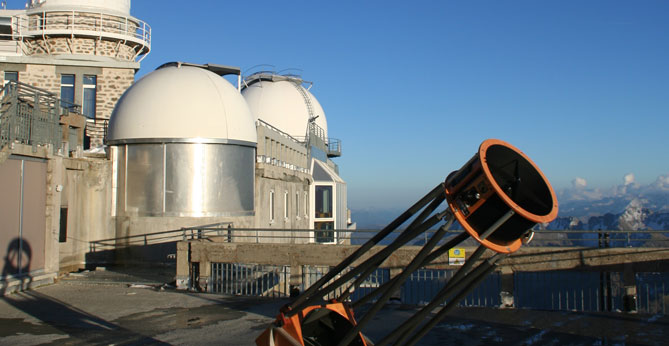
{"left": 0, "top": 64, "right": 135, "bottom": 147}
{"left": 24, "top": 11, "right": 143, "bottom": 61}
{"left": 26, "top": 37, "right": 138, "bottom": 61}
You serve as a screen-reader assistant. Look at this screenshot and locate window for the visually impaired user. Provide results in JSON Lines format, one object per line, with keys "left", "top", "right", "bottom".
{"left": 315, "top": 185, "right": 333, "bottom": 218}
{"left": 315, "top": 221, "right": 335, "bottom": 243}
{"left": 304, "top": 191, "right": 308, "bottom": 217}
{"left": 269, "top": 190, "right": 275, "bottom": 222}
{"left": 60, "top": 74, "right": 75, "bottom": 109}
{"left": 284, "top": 191, "right": 289, "bottom": 219}
{"left": 82, "top": 75, "right": 97, "bottom": 119}
{"left": 3, "top": 71, "right": 18, "bottom": 86}
{"left": 295, "top": 192, "right": 300, "bottom": 218}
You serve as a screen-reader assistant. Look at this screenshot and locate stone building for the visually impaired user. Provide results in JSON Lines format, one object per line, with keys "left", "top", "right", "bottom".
{"left": 0, "top": 0, "right": 150, "bottom": 148}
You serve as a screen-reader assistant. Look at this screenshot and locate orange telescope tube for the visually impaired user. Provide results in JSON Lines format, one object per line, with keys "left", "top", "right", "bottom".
{"left": 445, "top": 139, "right": 558, "bottom": 253}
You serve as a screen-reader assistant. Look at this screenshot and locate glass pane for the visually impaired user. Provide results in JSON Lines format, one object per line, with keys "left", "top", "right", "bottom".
{"left": 315, "top": 222, "right": 335, "bottom": 243}
{"left": 61, "top": 74, "right": 74, "bottom": 85}
{"left": 83, "top": 75, "right": 96, "bottom": 85}
{"left": 4, "top": 71, "right": 18, "bottom": 82}
{"left": 83, "top": 87, "right": 96, "bottom": 118}
{"left": 315, "top": 185, "right": 332, "bottom": 218}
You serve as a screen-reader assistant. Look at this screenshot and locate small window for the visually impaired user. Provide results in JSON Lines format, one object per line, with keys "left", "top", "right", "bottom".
{"left": 295, "top": 192, "right": 300, "bottom": 218}
{"left": 4, "top": 71, "right": 18, "bottom": 86}
{"left": 60, "top": 74, "right": 75, "bottom": 109}
{"left": 269, "top": 190, "right": 275, "bottom": 222}
{"left": 82, "top": 75, "right": 97, "bottom": 119}
{"left": 304, "top": 191, "right": 308, "bottom": 217}
{"left": 59, "top": 207, "right": 68, "bottom": 243}
{"left": 284, "top": 191, "right": 289, "bottom": 219}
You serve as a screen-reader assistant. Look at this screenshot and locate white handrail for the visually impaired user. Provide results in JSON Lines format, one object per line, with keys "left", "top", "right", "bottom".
{"left": 9, "top": 9, "right": 151, "bottom": 57}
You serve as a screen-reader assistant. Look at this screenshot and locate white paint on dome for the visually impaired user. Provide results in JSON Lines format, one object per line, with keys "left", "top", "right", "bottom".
{"left": 107, "top": 65, "right": 257, "bottom": 144}
{"left": 242, "top": 79, "right": 328, "bottom": 139}
{"left": 28, "top": 0, "right": 131, "bottom": 15}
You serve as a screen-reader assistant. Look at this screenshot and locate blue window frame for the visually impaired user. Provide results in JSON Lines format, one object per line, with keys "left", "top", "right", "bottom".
{"left": 60, "top": 74, "right": 75, "bottom": 109}
{"left": 82, "top": 75, "right": 96, "bottom": 119}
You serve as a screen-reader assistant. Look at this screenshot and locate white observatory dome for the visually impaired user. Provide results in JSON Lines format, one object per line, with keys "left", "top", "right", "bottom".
{"left": 28, "top": 0, "right": 131, "bottom": 16}
{"left": 107, "top": 65, "right": 256, "bottom": 145}
{"left": 242, "top": 77, "right": 328, "bottom": 140}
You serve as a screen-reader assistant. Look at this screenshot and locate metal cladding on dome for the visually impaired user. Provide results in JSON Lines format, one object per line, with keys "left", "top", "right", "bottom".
{"left": 107, "top": 64, "right": 257, "bottom": 146}
{"left": 28, "top": 0, "right": 131, "bottom": 15}
{"left": 241, "top": 73, "right": 328, "bottom": 139}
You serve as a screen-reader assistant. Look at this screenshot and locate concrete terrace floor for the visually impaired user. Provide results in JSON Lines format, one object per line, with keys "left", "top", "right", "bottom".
{"left": 0, "top": 267, "right": 667, "bottom": 345}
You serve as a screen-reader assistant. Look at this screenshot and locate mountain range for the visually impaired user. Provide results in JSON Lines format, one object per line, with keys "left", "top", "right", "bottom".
{"left": 352, "top": 174, "right": 669, "bottom": 231}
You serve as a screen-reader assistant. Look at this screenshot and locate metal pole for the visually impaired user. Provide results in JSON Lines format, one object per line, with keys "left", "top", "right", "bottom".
{"left": 18, "top": 160, "right": 24, "bottom": 276}
{"left": 337, "top": 198, "right": 448, "bottom": 302}
{"left": 287, "top": 183, "right": 446, "bottom": 313}
{"left": 291, "top": 208, "right": 449, "bottom": 315}
{"left": 350, "top": 226, "right": 465, "bottom": 309}
{"left": 377, "top": 253, "right": 502, "bottom": 346}
{"left": 336, "top": 215, "right": 451, "bottom": 346}
{"left": 441, "top": 244, "right": 488, "bottom": 293}
{"left": 403, "top": 255, "right": 505, "bottom": 346}
{"left": 478, "top": 210, "right": 514, "bottom": 240}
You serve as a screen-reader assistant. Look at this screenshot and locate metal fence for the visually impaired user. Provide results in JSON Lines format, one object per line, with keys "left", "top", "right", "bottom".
{"left": 0, "top": 81, "right": 74, "bottom": 151}
{"left": 637, "top": 273, "right": 668, "bottom": 315}
{"left": 402, "top": 269, "right": 501, "bottom": 307}
{"left": 210, "top": 263, "right": 290, "bottom": 298}
{"left": 207, "top": 262, "right": 669, "bottom": 315}
{"left": 515, "top": 271, "right": 625, "bottom": 312}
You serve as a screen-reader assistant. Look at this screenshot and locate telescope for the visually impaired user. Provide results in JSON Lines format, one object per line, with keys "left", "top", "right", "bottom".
{"left": 257, "top": 139, "right": 558, "bottom": 346}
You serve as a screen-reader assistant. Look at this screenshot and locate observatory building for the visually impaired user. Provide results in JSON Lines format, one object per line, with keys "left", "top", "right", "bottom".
{"left": 0, "top": 0, "right": 150, "bottom": 148}
{"left": 108, "top": 63, "right": 351, "bottom": 244}
{"left": 0, "top": 1, "right": 352, "bottom": 294}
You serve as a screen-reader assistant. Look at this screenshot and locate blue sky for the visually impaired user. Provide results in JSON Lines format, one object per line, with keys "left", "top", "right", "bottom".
{"left": 11, "top": 1, "right": 668, "bottom": 210}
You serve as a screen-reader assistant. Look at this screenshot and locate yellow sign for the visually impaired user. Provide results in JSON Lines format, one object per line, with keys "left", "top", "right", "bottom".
{"left": 448, "top": 248, "right": 465, "bottom": 266}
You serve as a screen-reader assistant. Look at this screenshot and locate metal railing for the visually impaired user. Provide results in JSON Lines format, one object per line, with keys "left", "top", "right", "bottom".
{"left": 5, "top": 10, "right": 150, "bottom": 60}
{"left": 208, "top": 261, "right": 669, "bottom": 315}
{"left": 0, "top": 80, "right": 75, "bottom": 151}
{"left": 165, "top": 227, "right": 669, "bottom": 248}
{"left": 210, "top": 263, "right": 291, "bottom": 298}
{"left": 327, "top": 137, "right": 342, "bottom": 157}
{"left": 88, "top": 222, "right": 233, "bottom": 253}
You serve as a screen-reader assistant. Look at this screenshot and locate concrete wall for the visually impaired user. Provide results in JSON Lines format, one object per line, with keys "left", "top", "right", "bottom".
{"left": 254, "top": 162, "right": 312, "bottom": 240}
{"left": 176, "top": 240, "right": 669, "bottom": 292}
{"left": 58, "top": 156, "right": 114, "bottom": 272}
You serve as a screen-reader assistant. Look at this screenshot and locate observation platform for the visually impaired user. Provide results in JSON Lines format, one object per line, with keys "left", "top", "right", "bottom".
{"left": 0, "top": 267, "right": 666, "bottom": 345}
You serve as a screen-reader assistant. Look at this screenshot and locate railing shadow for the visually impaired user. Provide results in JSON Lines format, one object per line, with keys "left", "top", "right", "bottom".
{"left": 2, "top": 290, "right": 168, "bottom": 344}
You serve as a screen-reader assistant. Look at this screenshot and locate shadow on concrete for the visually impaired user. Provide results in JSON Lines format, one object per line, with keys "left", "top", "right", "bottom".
{"left": 1, "top": 290, "right": 168, "bottom": 344}
{"left": 86, "top": 242, "right": 179, "bottom": 269}
{"left": 1, "top": 238, "right": 33, "bottom": 296}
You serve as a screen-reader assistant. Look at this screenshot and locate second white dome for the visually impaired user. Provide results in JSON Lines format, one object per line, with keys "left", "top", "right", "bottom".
{"left": 242, "top": 76, "right": 328, "bottom": 140}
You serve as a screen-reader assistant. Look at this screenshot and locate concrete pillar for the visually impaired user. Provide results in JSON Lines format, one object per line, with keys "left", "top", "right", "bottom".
{"left": 44, "top": 155, "right": 64, "bottom": 276}
{"left": 198, "top": 257, "right": 211, "bottom": 292}
{"left": 623, "top": 262, "right": 637, "bottom": 312}
{"left": 499, "top": 266, "right": 515, "bottom": 308}
{"left": 175, "top": 241, "right": 190, "bottom": 290}
{"left": 289, "top": 261, "right": 303, "bottom": 297}
{"left": 389, "top": 268, "right": 403, "bottom": 303}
